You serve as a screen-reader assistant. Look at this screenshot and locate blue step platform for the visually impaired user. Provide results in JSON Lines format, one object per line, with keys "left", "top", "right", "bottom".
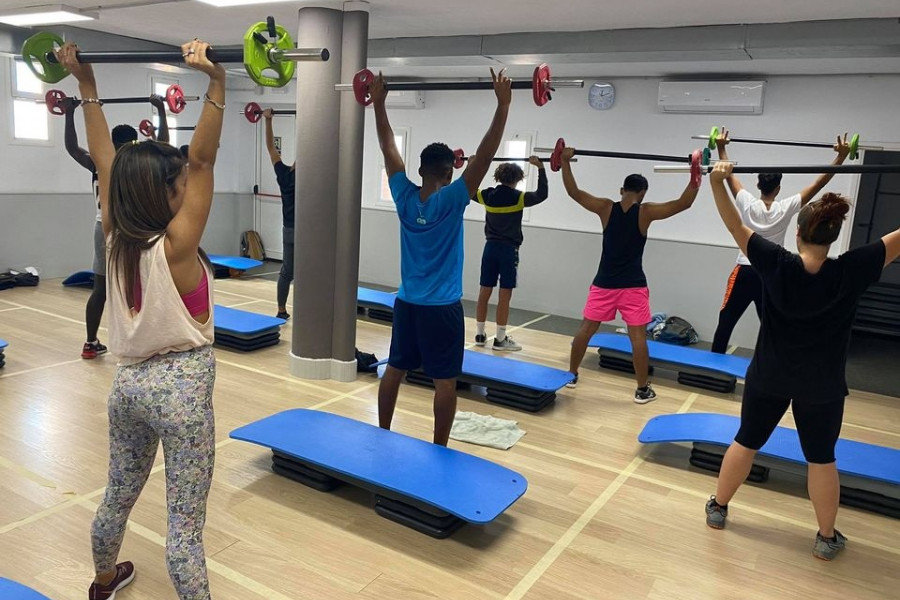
{"left": 588, "top": 333, "right": 750, "bottom": 393}
{"left": 0, "top": 338, "right": 7, "bottom": 369}
{"left": 405, "top": 350, "right": 574, "bottom": 412}
{"left": 357, "top": 286, "right": 396, "bottom": 322}
{"left": 640, "top": 413, "right": 900, "bottom": 518}
{"left": 207, "top": 254, "right": 263, "bottom": 279}
{"left": 231, "top": 409, "right": 528, "bottom": 538}
{"left": 0, "top": 578, "right": 52, "bottom": 600}
{"left": 213, "top": 305, "right": 285, "bottom": 351}
{"left": 61, "top": 270, "right": 94, "bottom": 287}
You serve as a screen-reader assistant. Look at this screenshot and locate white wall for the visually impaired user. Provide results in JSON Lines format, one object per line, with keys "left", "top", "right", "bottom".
{"left": 358, "top": 74, "right": 900, "bottom": 347}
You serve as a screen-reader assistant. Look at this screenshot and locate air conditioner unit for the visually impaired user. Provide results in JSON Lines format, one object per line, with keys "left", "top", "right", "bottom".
{"left": 384, "top": 89, "right": 425, "bottom": 109}
{"left": 658, "top": 81, "right": 765, "bottom": 114}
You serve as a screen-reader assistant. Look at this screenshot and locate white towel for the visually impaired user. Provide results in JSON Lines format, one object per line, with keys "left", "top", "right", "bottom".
{"left": 449, "top": 411, "right": 526, "bottom": 450}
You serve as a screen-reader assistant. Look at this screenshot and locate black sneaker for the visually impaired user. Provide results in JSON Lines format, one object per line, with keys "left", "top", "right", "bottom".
{"left": 81, "top": 340, "right": 108, "bottom": 360}
{"left": 475, "top": 333, "right": 487, "bottom": 347}
{"left": 88, "top": 561, "right": 135, "bottom": 599}
{"left": 276, "top": 311, "right": 290, "bottom": 320}
{"left": 705, "top": 496, "right": 728, "bottom": 529}
{"left": 813, "top": 530, "right": 847, "bottom": 561}
{"left": 634, "top": 384, "right": 657, "bottom": 404}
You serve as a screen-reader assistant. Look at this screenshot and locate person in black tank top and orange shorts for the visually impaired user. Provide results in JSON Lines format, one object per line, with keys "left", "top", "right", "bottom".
{"left": 558, "top": 144, "right": 700, "bottom": 403}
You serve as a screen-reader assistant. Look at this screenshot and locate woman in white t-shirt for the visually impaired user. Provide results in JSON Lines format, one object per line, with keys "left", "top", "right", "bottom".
{"left": 710, "top": 128, "right": 851, "bottom": 353}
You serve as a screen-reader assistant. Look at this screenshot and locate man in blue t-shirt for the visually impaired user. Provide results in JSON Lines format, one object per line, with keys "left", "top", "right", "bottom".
{"left": 372, "top": 69, "right": 512, "bottom": 446}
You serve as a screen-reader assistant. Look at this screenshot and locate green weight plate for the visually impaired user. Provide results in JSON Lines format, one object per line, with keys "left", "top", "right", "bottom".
{"left": 702, "top": 147, "right": 711, "bottom": 166}
{"left": 708, "top": 126, "right": 719, "bottom": 150}
{"left": 21, "top": 32, "right": 68, "bottom": 84}
{"left": 849, "top": 133, "right": 860, "bottom": 160}
{"left": 243, "top": 22, "right": 295, "bottom": 88}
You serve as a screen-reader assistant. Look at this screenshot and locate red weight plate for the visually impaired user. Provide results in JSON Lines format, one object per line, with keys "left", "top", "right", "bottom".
{"left": 139, "top": 119, "right": 155, "bottom": 138}
{"left": 532, "top": 63, "right": 552, "bottom": 107}
{"left": 166, "top": 84, "right": 186, "bottom": 114}
{"left": 244, "top": 101, "right": 262, "bottom": 124}
{"left": 453, "top": 148, "right": 466, "bottom": 169}
{"left": 550, "top": 137, "right": 566, "bottom": 172}
{"left": 353, "top": 69, "right": 375, "bottom": 106}
{"left": 690, "top": 149, "right": 702, "bottom": 189}
{"left": 45, "top": 89, "right": 66, "bottom": 116}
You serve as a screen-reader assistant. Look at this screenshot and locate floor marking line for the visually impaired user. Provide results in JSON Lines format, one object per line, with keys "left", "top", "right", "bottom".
{"left": 677, "top": 392, "right": 700, "bottom": 414}
{"left": 222, "top": 300, "right": 263, "bottom": 309}
{"left": 0, "top": 455, "right": 60, "bottom": 489}
{"left": 726, "top": 345, "right": 738, "bottom": 355}
{"left": 0, "top": 306, "right": 24, "bottom": 312}
{"left": 1, "top": 301, "right": 95, "bottom": 327}
{"left": 507, "top": 313, "right": 551, "bottom": 334}
{"left": 0, "top": 358, "right": 84, "bottom": 379}
{"left": 215, "top": 358, "right": 378, "bottom": 399}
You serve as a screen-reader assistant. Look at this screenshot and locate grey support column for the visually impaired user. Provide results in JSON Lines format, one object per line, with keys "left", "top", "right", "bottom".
{"left": 291, "top": 6, "right": 344, "bottom": 379}
{"left": 332, "top": 2, "right": 370, "bottom": 379}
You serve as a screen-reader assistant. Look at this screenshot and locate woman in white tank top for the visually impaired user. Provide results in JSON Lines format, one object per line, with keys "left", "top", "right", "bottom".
{"left": 56, "top": 40, "right": 225, "bottom": 600}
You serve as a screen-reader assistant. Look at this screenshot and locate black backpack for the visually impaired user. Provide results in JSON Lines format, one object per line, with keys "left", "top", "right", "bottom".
{"left": 355, "top": 348, "right": 380, "bottom": 373}
{"left": 652, "top": 316, "right": 699, "bottom": 346}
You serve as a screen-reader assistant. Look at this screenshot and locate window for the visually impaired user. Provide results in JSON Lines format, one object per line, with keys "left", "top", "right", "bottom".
{"left": 378, "top": 127, "right": 409, "bottom": 208}
{"left": 151, "top": 77, "right": 179, "bottom": 146}
{"left": 11, "top": 59, "right": 49, "bottom": 141}
{"left": 501, "top": 132, "right": 535, "bottom": 221}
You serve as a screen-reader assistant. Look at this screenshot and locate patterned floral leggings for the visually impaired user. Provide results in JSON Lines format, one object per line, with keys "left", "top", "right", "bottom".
{"left": 92, "top": 346, "right": 216, "bottom": 600}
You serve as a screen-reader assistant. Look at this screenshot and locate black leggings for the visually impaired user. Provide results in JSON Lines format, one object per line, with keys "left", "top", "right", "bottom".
{"left": 711, "top": 265, "right": 762, "bottom": 354}
{"left": 86, "top": 274, "right": 106, "bottom": 342}
{"left": 735, "top": 381, "right": 845, "bottom": 464}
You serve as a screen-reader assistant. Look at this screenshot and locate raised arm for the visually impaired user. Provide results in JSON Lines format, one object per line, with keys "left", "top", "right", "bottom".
{"left": 560, "top": 147, "right": 613, "bottom": 222}
{"left": 165, "top": 41, "right": 226, "bottom": 262}
{"left": 462, "top": 68, "right": 512, "bottom": 197}
{"left": 57, "top": 44, "right": 114, "bottom": 235}
{"left": 523, "top": 156, "right": 548, "bottom": 207}
{"left": 715, "top": 127, "right": 742, "bottom": 197}
{"left": 641, "top": 179, "right": 700, "bottom": 224}
{"left": 799, "top": 134, "right": 851, "bottom": 206}
{"left": 710, "top": 162, "right": 753, "bottom": 254}
{"left": 884, "top": 228, "right": 900, "bottom": 268}
{"left": 150, "top": 94, "right": 170, "bottom": 144}
{"left": 262, "top": 109, "right": 282, "bottom": 166}
{"left": 370, "top": 74, "right": 405, "bottom": 177}
{"left": 62, "top": 97, "right": 95, "bottom": 172}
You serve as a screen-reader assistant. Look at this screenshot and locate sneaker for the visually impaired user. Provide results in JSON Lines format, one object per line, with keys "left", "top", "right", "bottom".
{"left": 276, "top": 311, "right": 290, "bottom": 320}
{"left": 634, "top": 384, "right": 657, "bottom": 404}
{"left": 475, "top": 334, "right": 487, "bottom": 347}
{"left": 565, "top": 373, "right": 578, "bottom": 389}
{"left": 813, "top": 530, "right": 847, "bottom": 561}
{"left": 705, "top": 496, "right": 728, "bottom": 529}
{"left": 492, "top": 336, "right": 522, "bottom": 351}
{"left": 81, "top": 340, "right": 108, "bottom": 360}
{"left": 88, "top": 562, "right": 135, "bottom": 600}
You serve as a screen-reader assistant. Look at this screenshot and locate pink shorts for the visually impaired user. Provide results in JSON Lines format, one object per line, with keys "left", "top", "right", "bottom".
{"left": 583, "top": 285, "right": 651, "bottom": 326}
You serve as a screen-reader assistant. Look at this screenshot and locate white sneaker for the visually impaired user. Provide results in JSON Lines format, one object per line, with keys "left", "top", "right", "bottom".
{"left": 492, "top": 336, "right": 522, "bottom": 351}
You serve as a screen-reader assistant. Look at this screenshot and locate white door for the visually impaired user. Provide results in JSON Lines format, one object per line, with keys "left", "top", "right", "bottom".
{"left": 254, "top": 108, "right": 296, "bottom": 260}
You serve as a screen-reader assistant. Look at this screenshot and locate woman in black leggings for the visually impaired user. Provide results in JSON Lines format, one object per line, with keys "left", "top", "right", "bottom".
{"left": 704, "top": 162, "right": 900, "bottom": 560}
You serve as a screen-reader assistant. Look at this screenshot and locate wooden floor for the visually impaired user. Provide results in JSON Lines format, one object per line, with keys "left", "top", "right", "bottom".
{"left": 1, "top": 276, "right": 899, "bottom": 600}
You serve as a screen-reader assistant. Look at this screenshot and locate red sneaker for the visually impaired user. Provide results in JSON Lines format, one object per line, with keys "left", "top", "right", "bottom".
{"left": 81, "top": 340, "right": 108, "bottom": 360}
{"left": 88, "top": 562, "right": 135, "bottom": 599}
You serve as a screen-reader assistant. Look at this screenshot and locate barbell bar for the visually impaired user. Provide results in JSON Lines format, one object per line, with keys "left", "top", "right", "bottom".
{"left": 242, "top": 101, "right": 296, "bottom": 123}
{"left": 336, "top": 64, "right": 583, "bottom": 107}
{"left": 693, "top": 126, "right": 876, "bottom": 160}
{"left": 43, "top": 84, "right": 196, "bottom": 116}
{"left": 21, "top": 17, "right": 329, "bottom": 88}
{"left": 535, "top": 138, "right": 714, "bottom": 173}
{"left": 451, "top": 148, "right": 573, "bottom": 169}
{"left": 656, "top": 164, "right": 900, "bottom": 174}
{"left": 138, "top": 120, "right": 195, "bottom": 137}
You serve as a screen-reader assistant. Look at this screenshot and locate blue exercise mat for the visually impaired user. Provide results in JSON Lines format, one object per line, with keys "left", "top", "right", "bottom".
{"left": 461, "top": 350, "right": 574, "bottom": 392}
{"left": 61, "top": 270, "right": 94, "bottom": 287}
{"left": 207, "top": 254, "right": 263, "bottom": 271}
{"left": 640, "top": 413, "right": 900, "bottom": 486}
{"left": 0, "top": 339, "right": 7, "bottom": 351}
{"left": 357, "top": 286, "right": 397, "bottom": 309}
{"left": 588, "top": 333, "right": 750, "bottom": 378}
{"left": 231, "top": 409, "right": 528, "bottom": 523}
{"left": 213, "top": 305, "right": 285, "bottom": 336}
{"left": 0, "top": 578, "right": 52, "bottom": 600}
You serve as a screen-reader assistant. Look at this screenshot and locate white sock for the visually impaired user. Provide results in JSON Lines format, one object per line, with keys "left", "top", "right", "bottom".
{"left": 497, "top": 326, "right": 507, "bottom": 341}
{"left": 476, "top": 322, "right": 486, "bottom": 336}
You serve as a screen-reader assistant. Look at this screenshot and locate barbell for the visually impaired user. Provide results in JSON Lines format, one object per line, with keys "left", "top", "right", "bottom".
{"left": 335, "top": 64, "right": 583, "bottom": 107}
{"left": 138, "top": 120, "right": 195, "bottom": 137}
{"left": 535, "top": 138, "right": 713, "bottom": 173}
{"left": 21, "top": 17, "right": 329, "bottom": 88}
{"left": 43, "top": 84, "right": 196, "bottom": 116}
{"left": 451, "top": 148, "right": 573, "bottom": 169}
{"left": 242, "top": 101, "right": 296, "bottom": 123}
{"left": 692, "top": 126, "right": 875, "bottom": 160}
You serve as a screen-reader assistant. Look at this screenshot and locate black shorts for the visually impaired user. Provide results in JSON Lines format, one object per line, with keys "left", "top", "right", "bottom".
{"left": 734, "top": 380, "right": 845, "bottom": 464}
{"left": 479, "top": 241, "right": 519, "bottom": 289}
{"left": 388, "top": 298, "right": 464, "bottom": 379}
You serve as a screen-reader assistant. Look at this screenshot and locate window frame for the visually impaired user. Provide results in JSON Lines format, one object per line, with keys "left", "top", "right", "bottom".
{"left": 9, "top": 58, "right": 52, "bottom": 146}
{"left": 377, "top": 126, "right": 410, "bottom": 209}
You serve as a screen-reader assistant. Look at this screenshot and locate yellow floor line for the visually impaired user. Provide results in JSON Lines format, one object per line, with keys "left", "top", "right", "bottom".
{"left": 0, "top": 358, "right": 84, "bottom": 379}
{"left": 507, "top": 313, "right": 551, "bottom": 334}
{"left": 0, "top": 306, "right": 24, "bottom": 313}
{"left": 2, "top": 301, "right": 94, "bottom": 327}
{"left": 677, "top": 392, "right": 700, "bottom": 414}
{"left": 214, "top": 289, "right": 276, "bottom": 304}
{"left": 222, "top": 300, "right": 263, "bottom": 309}
{"left": 0, "top": 455, "right": 59, "bottom": 489}
{"left": 726, "top": 345, "right": 738, "bottom": 355}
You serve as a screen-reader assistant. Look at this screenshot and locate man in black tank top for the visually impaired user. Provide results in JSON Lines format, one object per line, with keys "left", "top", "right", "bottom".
{"left": 559, "top": 145, "right": 700, "bottom": 403}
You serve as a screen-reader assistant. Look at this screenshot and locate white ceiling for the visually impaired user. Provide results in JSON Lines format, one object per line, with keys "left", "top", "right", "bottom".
{"left": 4, "top": 0, "right": 900, "bottom": 45}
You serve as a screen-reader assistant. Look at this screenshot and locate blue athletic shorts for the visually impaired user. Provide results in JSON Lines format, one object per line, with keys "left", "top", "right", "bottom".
{"left": 479, "top": 241, "right": 519, "bottom": 289}
{"left": 388, "top": 298, "right": 464, "bottom": 379}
